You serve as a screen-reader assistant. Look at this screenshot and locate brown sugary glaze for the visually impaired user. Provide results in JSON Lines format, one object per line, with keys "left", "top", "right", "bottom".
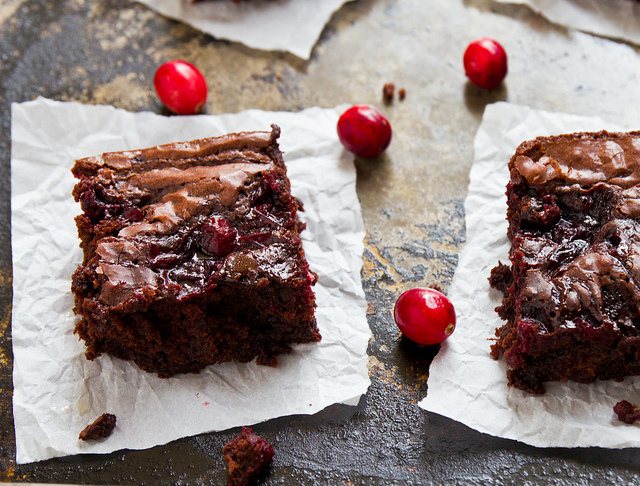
{"left": 71, "top": 126, "right": 320, "bottom": 376}
{"left": 490, "top": 130, "right": 640, "bottom": 394}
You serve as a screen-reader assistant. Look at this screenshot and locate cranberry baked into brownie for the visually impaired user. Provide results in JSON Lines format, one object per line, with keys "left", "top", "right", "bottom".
{"left": 71, "top": 126, "right": 320, "bottom": 376}
{"left": 490, "top": 130, "right": 640, "bottom": 394}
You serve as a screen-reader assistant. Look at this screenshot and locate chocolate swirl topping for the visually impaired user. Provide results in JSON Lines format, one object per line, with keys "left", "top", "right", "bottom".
{"left": 71, "top": 125, "right": 309, "bottom": 308}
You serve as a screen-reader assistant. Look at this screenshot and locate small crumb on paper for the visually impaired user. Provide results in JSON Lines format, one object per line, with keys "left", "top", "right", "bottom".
{"left": 614, "top": 400, "right": 640, "bottom": 424}
{"left": 79, "top": 413, "right": 117, "bottom": 441}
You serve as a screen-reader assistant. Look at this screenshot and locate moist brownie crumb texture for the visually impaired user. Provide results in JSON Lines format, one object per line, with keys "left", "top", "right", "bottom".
{"left": 223, "top": 427, "right": 274, "bottom": 486}
{"left": 490, "top": 130, "right": 640, "bottom": 394}
{"left": 71, "top": 126, "right": 320, "bottom": 377}
{"left": 613, "top": 400, "right": 640, "bottom": 424}
{"left": 78, "top": 413, "right": 117, "bottom": 441}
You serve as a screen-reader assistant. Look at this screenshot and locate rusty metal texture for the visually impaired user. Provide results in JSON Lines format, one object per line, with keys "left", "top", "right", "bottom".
{"left": 2, "top": 0, "right": 640, "bottom": 483}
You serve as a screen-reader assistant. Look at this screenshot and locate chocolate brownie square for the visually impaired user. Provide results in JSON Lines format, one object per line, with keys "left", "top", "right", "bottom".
{"left": 71, "top": 125, "right": 320, "bottom": 376}
{"left": 490, "top": 130, "right": 640, "bottom": 393}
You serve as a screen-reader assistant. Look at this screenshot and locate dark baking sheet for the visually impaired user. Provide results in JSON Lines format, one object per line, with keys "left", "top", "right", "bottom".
{"left": 2, "top": 0, "right": 640, "bottom": 483}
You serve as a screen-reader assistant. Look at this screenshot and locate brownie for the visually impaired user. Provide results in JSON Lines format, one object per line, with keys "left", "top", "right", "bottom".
{"left": 71, "top": 125, "right": 320, "bottom": 377}
{"left": 490, "top": 130, "right": 640, "bottom": 394}
{"left": 223, "top": 427, "right": 274, "bottom": 486}
{"left": 614, "top": 400, "right": 640, "bottom": 424}
{"left": 79, "top": 413, "right": 117, "bottom": 441}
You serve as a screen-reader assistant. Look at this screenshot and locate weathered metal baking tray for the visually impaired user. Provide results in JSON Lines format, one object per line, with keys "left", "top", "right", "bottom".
{"left": 2, "top": 0, "right": 640, "bottom": 483}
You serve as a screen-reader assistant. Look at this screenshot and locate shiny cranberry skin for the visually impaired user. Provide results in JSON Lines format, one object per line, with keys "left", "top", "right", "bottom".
{"left": 337, "top": 105, "right": 392, "bottom": 158}
{"left": 393, "top": 288, "right": 456, "bottom": 345}
{"left": 122, "top": 206, "right": 144, "bottom": 222}
{"left": 199, "top": 216, "right": 236, "bottom": 257}
{"left": 154, "top": 60, "right": 208, "bottom": 115}
{"left": 463, "top": 38, "right": 508, "bottom": 90}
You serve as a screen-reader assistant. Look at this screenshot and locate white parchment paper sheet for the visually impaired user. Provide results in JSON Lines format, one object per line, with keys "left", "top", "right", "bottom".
{"left": 420, "top": 102, "right": 640, "bottom": 449}
{"left": 134, "top": 0, "right": 350, "bottom": 59}
{"left": 11, "top": 97, "right": 370, "bottom": 464}
{"left": 493, "top": 0, "right": 640, "bottom": 46}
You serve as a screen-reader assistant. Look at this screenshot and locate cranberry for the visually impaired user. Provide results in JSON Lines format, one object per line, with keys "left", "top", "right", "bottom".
{"left": 337, "top": 105, "right": 392, "bottom": 158}
{"left": 122, "top": 206, "right": 144, "bottom": 222}
{"left": 393, "top": 288, "right": 456, "bottom": 345}
{"left": 80, "top": 189, "right": 107, "bottom": 222}
{"left": 199, "top": 216, "right": 236, "bottom": 257}
{"left": 463, "top": 38, "right": 508, "bottom": 90}
{"left": 154, "top": 60, "right": 208, "bottom": 115}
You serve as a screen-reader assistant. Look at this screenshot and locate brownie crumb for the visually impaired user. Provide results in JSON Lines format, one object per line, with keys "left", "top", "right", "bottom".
{"left": 488, "top": 261, "right": 513, "bottom": 296}
{"left": 398, "top": 88, "right": 406, "bottom": 100}
{"left": 429, "top": 283, "right": 443, "bottom": 293}
{"left": 614, "top": 400, "right": 640, "bottom": 424}
{"left": 382, "top": 83, "right": 395, "bottom": 102}
{"left": 79, "top": 413, "right": 116, "bottom": 441}
{"left": 224, "top": 427, "right": 274, "bottom": 486}
{"left": 366, "top": 302, "right": 377, "bottom": 315}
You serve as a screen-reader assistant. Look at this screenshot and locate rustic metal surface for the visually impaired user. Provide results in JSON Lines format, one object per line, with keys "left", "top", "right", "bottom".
{"left": 2, "top": 0, "right": 640, "bottom": 483}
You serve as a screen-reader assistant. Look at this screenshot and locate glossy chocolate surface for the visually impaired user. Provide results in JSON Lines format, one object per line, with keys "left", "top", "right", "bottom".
{"left": 72, "top": 126, "right": 311, "bottom": 307}
{"left": 70, "top": 125, "right": 319, "bottom": 376}
{"left": 492, "top": 131, "right": 640, "bottom": 393}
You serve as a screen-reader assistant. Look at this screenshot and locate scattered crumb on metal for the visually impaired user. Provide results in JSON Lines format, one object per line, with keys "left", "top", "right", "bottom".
{"left": 366, "top": 302, "right": 377, "bottom": 315}
{"left": 382, "top": 82, "right": 395, "bottom": 103}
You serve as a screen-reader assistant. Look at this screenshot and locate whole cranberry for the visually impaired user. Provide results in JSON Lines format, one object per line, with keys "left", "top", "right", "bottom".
{"left": 463, "top": 38, "right": 508, "bottom": 90}
{"left": 199, "top": 216, "right": 236, "bottom": 257}
{"left": 154, "top": 60, "right": 208, "bottom": 115}
{"left": 393, "top": 288, "right": 456, "bottom": 345}
{"left": 337, "top": 105, "right": 392, "bottom": 158}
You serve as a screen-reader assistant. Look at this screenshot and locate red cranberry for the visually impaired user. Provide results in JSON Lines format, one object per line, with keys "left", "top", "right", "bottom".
{"left": 80, "top": 189, "right": 106, "bottom": 222}
{"left": 463, "top": 38, "right": 508, "bottom": 90}
{"left": 154, "top": 60, "right": 208, "bottom": 115}
{"left": 393, "top": 288, "right": 456, "bottom": 345}
{"left": 199, "top": 216, "right": 236, "bottom": 257}
{"left": 337, "top": 105, "right": 392, "bottom": 158}
{"left": 122, "top": 206, "right": 144, "bottom": 222}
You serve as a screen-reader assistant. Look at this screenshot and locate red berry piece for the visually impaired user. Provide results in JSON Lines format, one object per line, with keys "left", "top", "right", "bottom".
{"left": 463, "top": 38, "right": 508, "bottom": 90}
{"left": 199, "top": 216, "right": 237, "bottom": 257}
{"left": 154, "top": 60, "right": 208, "bottom": 115}
{"left": 393, "top": 288, "right": 456, "bottom": 345}
{"left": 122, "top": 206, "right": 144, "bottom": 222}
{"left": 337, "top": 105, "right": 392, "bottom": 158}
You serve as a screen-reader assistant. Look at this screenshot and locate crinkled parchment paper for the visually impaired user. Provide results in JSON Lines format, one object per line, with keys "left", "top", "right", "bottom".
{"left": 492, "top": 0, "right": 640, "bottom": 45}
{"left": 134, "top": 0, "right": 351, "bottom": 59}
{"left": 420, "top": 102, "right": 640, "bottom": 449}
{"left": 11, "top": 97, "right": 370, "bottom": 463}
